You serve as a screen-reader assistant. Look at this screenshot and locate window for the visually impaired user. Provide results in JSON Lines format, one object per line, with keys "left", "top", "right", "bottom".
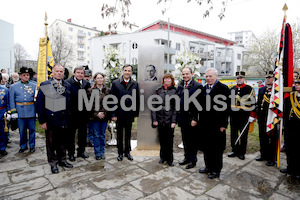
{"left": 176, "top": 43, "right": 180, "bottom": 51}
{"left": 237, "top": 66, "right": 241, "bottom": 71}
{"left": 78, "top": 30, "right": 84, "bottom": 34}
{"left": 103, "top": 45, "right": 105, "bottom": 50}
{"left": 210, "top": 63, "right": 214, "bottom": 68}
{"left": 237, "top": 53, "right": 241, "bottom": 60}
{"left": 78, "top": 52, "right": 83, "bottom": 57}
{"left": 69, "top": 35, "right": 73, "bottom": 40}
{"left": 78, "top": 45, "right": 83, "bottom": 48}
{"left": 88, "top": 32, "right": 91, "bottom": 36}
{"left": 190, "top": 46, "right": 195, "bottom": 52}
{"left": 69, "top": 27, "right": 73, "bottom": 32}
{"left": 78, "top": 38, "right": 83, "bottom": 43}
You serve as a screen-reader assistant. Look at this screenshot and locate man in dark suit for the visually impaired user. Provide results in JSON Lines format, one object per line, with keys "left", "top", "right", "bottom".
{"left": 177, "top": 67, "right": 204, "bottom": 169}
{"left": 228, "top": 71, "right": 256, "bottom": 160}
{"left": 66, "top": 66, "right": 91, "bottom": 161}
{"left": 110, "top": 64, "right": 140, "bottom": 161}
{"left": 36, "top": 64, "right": 73, "bottom": 174}
{"left": 198, "top": 68, "right": 230, "bottom": 179}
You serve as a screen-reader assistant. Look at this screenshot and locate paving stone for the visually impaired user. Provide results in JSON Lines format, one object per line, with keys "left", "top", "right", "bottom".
{"left": 0, "top": 177, "right": 53, "bottom": 199}
{"left": 88, "top": 185, "right": 143, "bottom": 200}
{"left": 193, "top": 195, "right": 218, "bottom": 200}
{"left": 11, "top": 165, "right": 46, "bottom": 183}
{"left": 91, "top": 165, "right": 149, "bottom": 190}
{"left": 275, "top": 178, "right": 300, "bottom": 199}
{"left": 0, "top": 159, "right": 28, "bottom": 173}
{"left": 225, "top": 170, "right": 277, "bottom": 197}
{"left": 142, "top": 186, "right": 195, "bottom": 200}
{"left": 205, "top": 184, "right": 263, "bottom": 200}
{"left": 45, "top": 161, "right": 115, "bottom": 188}
{"left": 137, "top": 157, "right": 168, "bottom": 174}
{"left": 0, "top": 172, "right": 10, "bottom": 187}
{"left": 268, "top": 193, "right": 293, "bottom": 200}
{"left": 130, "top": 166, "right": 190, "bottom": 195}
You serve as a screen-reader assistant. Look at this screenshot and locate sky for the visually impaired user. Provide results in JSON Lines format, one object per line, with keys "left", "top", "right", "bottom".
{"left": 1, "top": 0, "right": 299, "bottom": 60}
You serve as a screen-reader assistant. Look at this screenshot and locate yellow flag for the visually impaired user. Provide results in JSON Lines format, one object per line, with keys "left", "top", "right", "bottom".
{"left": 46, "top": 34, "right": 54, "bottom": 79}
{"left": 37, "top": 36, "right": 47, "bottom": 88}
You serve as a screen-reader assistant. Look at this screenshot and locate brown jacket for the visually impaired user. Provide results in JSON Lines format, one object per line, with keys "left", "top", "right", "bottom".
{"left": 88, "top": 85, "right": 110, "bottom": 121}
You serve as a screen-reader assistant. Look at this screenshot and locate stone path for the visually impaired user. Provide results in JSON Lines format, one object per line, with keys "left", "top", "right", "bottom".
{"left": 0, "top": 130, "right": 300, "bottom": 200}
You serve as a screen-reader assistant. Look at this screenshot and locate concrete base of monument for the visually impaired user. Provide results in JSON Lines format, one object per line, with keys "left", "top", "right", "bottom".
{"left": 130, "top": 142, "right": 160, "bottom": 156}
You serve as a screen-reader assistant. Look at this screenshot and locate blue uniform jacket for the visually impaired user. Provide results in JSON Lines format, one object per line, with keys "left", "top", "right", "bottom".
{"left": 36, "top": 79, "right": 72, "bottom": 129}
{"left": 10, "top": 81, "right": 36, "bottom": 118}
{"left": 0, "top": 87, "right": 10, "bottom": 121}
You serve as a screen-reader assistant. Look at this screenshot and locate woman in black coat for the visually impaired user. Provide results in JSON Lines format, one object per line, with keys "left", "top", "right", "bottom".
{"left": 151, "top": 73, "right": 177, "bottom": 166}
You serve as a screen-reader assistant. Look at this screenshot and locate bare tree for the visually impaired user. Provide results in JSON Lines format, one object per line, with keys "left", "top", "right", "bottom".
{"left": 101, "top": 0, "right": 230, "bottom": 30}
{"left": 243, "top": 29, "right": 278, "bottom": 76}
{"left": 14, "top": 43, "right": 29, "bottom": 72}
{"left": 50, "top": 27, "right": 73, "bottom": 68}
{"left": 292, "top": 19, "right": 300, "bottom": 68}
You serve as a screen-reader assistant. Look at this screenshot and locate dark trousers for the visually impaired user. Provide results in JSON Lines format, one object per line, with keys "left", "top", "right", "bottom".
{"left": 286, "top": 134, "right": 300, "bottom": 176}
{"left": 46, "top": 127, "right": 67, "bottom": 167}
{"left": 203, "top": 150, "right": 223, "bottom": 174}
{"left": 230, "top": 113, "right": 249, "bottom": 156}
{"left": 67, "top": 118, "right": 88, "bottom": 156}
{"left": 259, "top": 124, "right": 277, "bottom": 161}
{"left": 158, "top": 123, "right": 174, "bottom": 162}
{"left": 117, "top": 121, "right": 132, "bottom": 155}
{"left": 181, "top": 124, "right": 197, "bottom": 163}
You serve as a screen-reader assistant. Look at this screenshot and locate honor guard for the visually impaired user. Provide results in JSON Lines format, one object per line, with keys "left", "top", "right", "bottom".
{"left": 255, "top": 71, "right": 277, "bottom": 166}
{"left": 10, "top": 66, "right": 37, "bottom": 153}
{"left": 0, "top": 73, "right": 10, "bottom": 156}
{"left": 228, "top": 71, "right": 255, "bottom": 160}
{"left": 282, "top": 74, "right": 300, "bottom": 179}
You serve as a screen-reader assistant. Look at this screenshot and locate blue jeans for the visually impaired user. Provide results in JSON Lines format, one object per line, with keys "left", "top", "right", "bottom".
{"left": 90, "top": 121, "right": 107, "bottom": 156}
{"left": 0, "top": 121, "right": 6, "bottom": 151}
{"left": 18, "top": 117, "right": 36, "bottom": 149}
{"left": 87, "top": 122, "right": 94, "bottom": 144}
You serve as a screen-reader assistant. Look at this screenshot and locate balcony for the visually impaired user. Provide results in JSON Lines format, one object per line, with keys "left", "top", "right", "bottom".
{"left": 78, "top": 41, "right": 85, "bottom": 45}
{"left": 77, "top": 48, "right": 85, "bottom": 52}
{"left": 164, "top": 63, "right": 175, "bottom": 71}
{"left": 77, "top": 32, "right": 86, "bottom": 37}
{"left": 77, "top": 56, "right": 85, "bottom": 60}
{"left": 216, "top": 56, "right": 232, "bottom": 63}
{"left": 164, "top": 46, "right": 176, "bottom": 55}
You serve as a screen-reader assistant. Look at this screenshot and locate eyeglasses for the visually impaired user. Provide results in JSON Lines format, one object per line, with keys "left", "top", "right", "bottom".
{"left": 295, "top": 82, "right": 300, "bottom": 85}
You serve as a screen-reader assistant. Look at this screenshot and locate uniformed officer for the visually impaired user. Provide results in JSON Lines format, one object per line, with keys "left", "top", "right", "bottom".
{"left": 0, "top": 73, "right": 10, "bottom": 156}
{"left": 255, "top": 71, "right": 277, "bottom": 166}
{"left": 10, "top": 67, "right": 37, "bottom": 153}
{"left": 282, "top": 74, "right": 300, "bottom": 180}
{"left": 228, "top": 71, "right": 255, "bottom": 160}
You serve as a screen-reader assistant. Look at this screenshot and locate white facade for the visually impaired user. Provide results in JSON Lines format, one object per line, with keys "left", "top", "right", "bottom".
{"left": 0, "top": 19, "right": 14, "bottom": 74}
{"left": 228, "top": 30, "right": 254, "bottom": 47}
{"left": 49, "top": 19, "right": 102, "bottom": 71}
{"left": 90, "top": 28, "right": 248, "bottom": 77}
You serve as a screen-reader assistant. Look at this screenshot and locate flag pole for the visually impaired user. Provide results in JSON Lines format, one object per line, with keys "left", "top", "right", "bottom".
{"left": 44, "top": 12, "right": 48, "bottom": 81}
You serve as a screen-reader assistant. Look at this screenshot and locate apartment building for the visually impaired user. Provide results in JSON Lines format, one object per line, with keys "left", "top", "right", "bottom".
{"left": 49, "top": 19, "right": 102, "bottom": 71}
{"left": 228, "top": 30, "right": 254, "bottom": 47}
{"left": 0, "top": 19, "right": 14, "bottom": 74}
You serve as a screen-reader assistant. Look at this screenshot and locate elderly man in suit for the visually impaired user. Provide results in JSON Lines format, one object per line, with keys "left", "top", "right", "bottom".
{"left": 36, "top": 64, "right": 73, "bottom": 174}
{"left": 10, "top": 67, "right": 37, "bottom": 153}
{"left": 110, "top": 64, "right": 140, "bottom": 161}
{"left": 198, "top": 68, "right": 230, "bottom": 179}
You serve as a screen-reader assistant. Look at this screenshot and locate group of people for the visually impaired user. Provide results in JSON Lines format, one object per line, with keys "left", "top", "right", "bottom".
{"left": 0, "top": 63, "right": 299, "bottom": 180}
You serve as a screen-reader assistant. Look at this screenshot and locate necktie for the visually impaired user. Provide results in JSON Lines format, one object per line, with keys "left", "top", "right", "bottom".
{"left": 184, "top": 82, "right": 187, "bottom": 88}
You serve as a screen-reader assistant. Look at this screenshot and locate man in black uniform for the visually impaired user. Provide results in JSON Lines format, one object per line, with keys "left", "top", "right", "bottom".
{"left": 228, "top": 71, "right": 255, "bottom": 160}
{"left": 110, "top": 64, "right": 140, "bottom": 161}
{"left": 282, "top": 74, "right": 300, "bottom": 179}
{"left": 177, "top": 67, "right": 204, "bottom": 169}
{"left": 66, "top": 66, "right": 91, "bottom": 161}
{"left": 36, "top": 64, "right": 73, "bottom": 173}
{"left": 255, "top": 71, "right": 277, "bottom": 166}
{"left": 199, "top": 68, "right": 230, "bottom": 179}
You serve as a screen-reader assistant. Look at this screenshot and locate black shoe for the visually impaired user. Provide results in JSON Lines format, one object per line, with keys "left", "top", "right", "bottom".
{"left": 96, "top": 156, "right": 101, "bottom": 160}
{"left": 99, "top": 155, "right": 105, "bottom": 160}
{"left": 51, "top": 166, "right": 59, "bottom": 174}
{"left": 77, "top": 152, "right": 89, "bottom": 159}
{"left": 167, "top": 161, "right": 174, "bottom": 167}
{"left": 266, "top": 160, "right": 275, "bottom": 166}
{"left": 280, "top": 168, "right": 289, "bottom": 174}
{"left": 208, "top": 172, "right": 220, "bottom": 179}
{"left": 87, "top": 141, "right": 94, "bottom": 147}
{"left": 59, "top": 161, "right": 73, "bottom": 168}
{"left": 255, "top": 156, "right": 265, "bottom": 161}
{"left": 228, "top": 152, "right": 237, "bottom": 157}
{"left": 280, "top": 145, "right": 286, "bottom": 152}
{"left": 186, "top": 162, "right": 196, "bottom": 169}
{"left": 69, "top": 155, "right": 76, "bottom": 162}
{"left": 179, "top": 159, "right": 189, "bottom": 165}
{"left": 159, "top": 159, "right": 165, "bottom": 164}
{"left": 125, "top": 153, "right": 133, "bottom": 161}
{"left": 7, "top": 139, "right": 11, "bottom": 144}
{"left": 0, "top": 150, "right": 8, "bottom": 156}
{"left": 29, "top": 148, "right": 35, "bottom": 153}
{"left": 117, "top": 154, "right": 123, "bottom": 161}
{"left": 238, "top": 155, "right": 245, "bottom": 160}
{"left": 199, "top": 167, "right": 209, "bottom": 174}
{"left": 18, "top": 147, "right": 28, "bottom": 153}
